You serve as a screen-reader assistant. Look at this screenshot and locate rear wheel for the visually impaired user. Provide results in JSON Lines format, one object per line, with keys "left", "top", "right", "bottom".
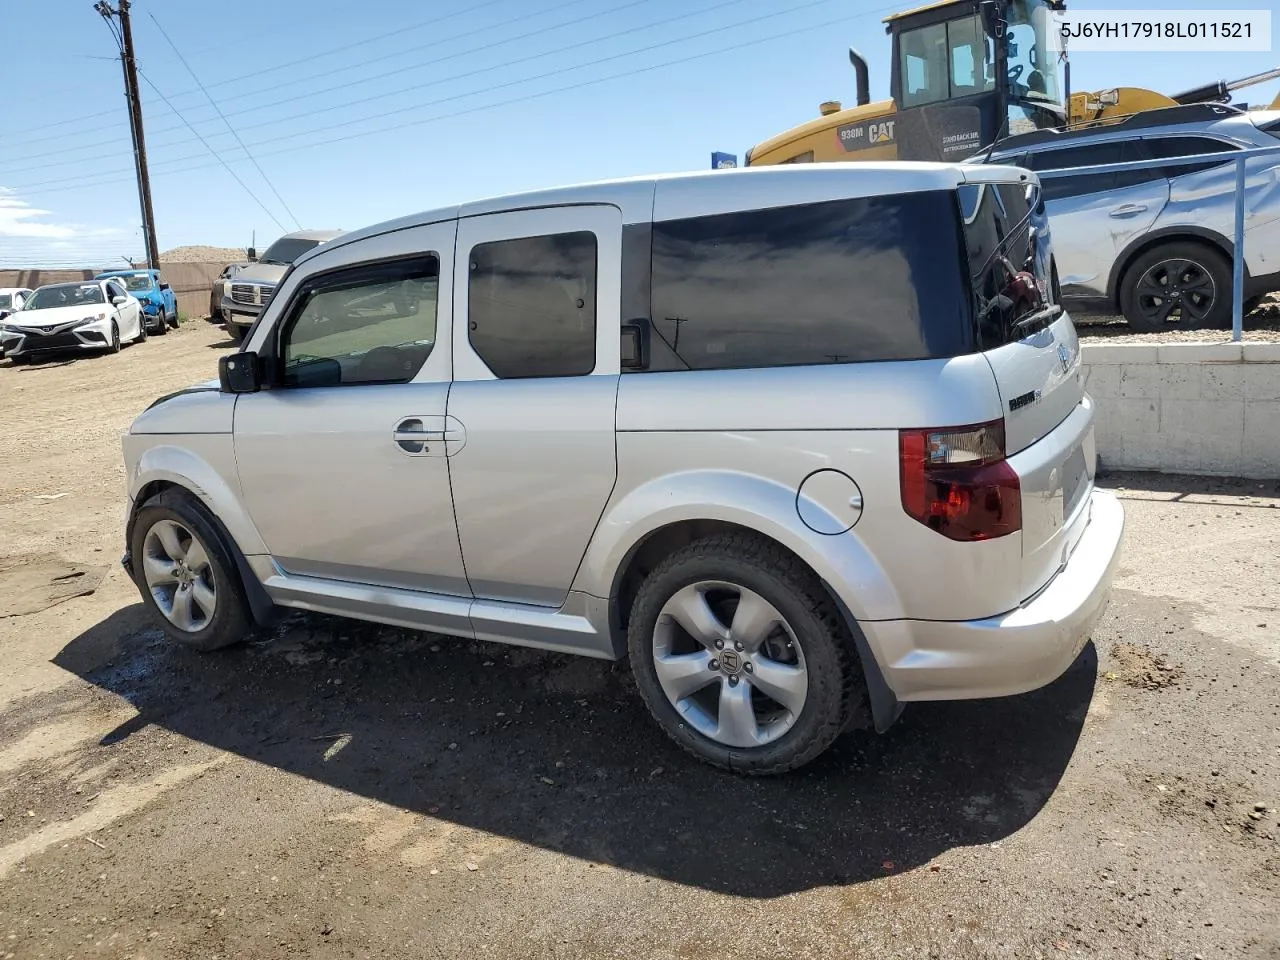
{"left": 153, "top": 309, "right": 168, "bottom": 335}
{"left": 167, "top": 308, "right": 179, "bottom": 329}
{"left": 627, "top": 534, "right": 866, "bottom": 775}
{"left": 130, "top": 490, "right": 252, "bottom": 652}
{"left": 1120, "top": 242, "right": 1232, "bottom": 333}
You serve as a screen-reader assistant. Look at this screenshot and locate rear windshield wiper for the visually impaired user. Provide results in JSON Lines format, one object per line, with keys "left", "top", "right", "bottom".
{"left": 1011, "top": 303, "right": 1064, "bottom": 333}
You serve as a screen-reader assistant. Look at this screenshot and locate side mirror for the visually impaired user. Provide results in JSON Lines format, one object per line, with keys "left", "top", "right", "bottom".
{"left": 247, "top": 247, "right": 257, "bottom": 262}
{"left": 111, "top": 295, "right": 128, "bottom": 306}
{"left": 160, "top": 282, "right": 171, "bottom": 291}
{"left": 219, "top": 351, "right": 262, "bottom": 393}
{"left": 621, "top": 319, "right": 650, "bottom": 370}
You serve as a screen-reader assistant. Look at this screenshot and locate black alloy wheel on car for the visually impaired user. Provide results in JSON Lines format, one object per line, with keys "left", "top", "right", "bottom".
{"left": 1120, "top": 242, "right": 1233, "bottom": 333}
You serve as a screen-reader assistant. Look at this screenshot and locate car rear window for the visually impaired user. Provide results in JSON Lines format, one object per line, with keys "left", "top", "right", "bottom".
{"left": 646, "top": 193, "right": 974, "bottom": 371}
{"left": 958, "top": 181, "right": 1055, "bottom": 349}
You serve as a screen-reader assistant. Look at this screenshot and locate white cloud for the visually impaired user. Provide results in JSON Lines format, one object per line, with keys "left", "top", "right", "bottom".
{"left": 0, "top": 186, "right": 135, "bottom": 265}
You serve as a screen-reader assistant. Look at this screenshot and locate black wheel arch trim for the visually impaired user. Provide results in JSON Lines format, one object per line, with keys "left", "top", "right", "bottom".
{"left": 127, "top": 483, "right": 274, "bottom": 626}
{"left": 1107, "top": 226, "right": 1241, "bottom": 307}
{"left": 821, "top": 581, "right": 903, "bottom": 734}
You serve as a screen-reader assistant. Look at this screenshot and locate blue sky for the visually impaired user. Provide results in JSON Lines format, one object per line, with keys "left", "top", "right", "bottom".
{"left": 2, "top": 0, "right": 1278, "bottom": 267}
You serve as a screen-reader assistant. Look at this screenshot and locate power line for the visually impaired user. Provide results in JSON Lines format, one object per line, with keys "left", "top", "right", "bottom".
{"left": 5, "top": 0, "right": 517, "bottom": 147}
{"left": 134, "top": 69, "right": 289, "bottom": 233}
{"left": 1, "top": 0, "right": 657, "bottom": 168}
{"left": 8, "top": 0, "right": 851, "bottom": 189}
{"left": 145, "top": 9, "right": 301, "bottom": 230}
{"left": 16, "top": 8, "right": 886, "bottom": 201}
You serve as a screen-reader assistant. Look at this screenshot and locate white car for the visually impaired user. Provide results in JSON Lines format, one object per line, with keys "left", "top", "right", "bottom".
{"left": 0, "top": 287, "right": 33, "bottom": 358}
{"left": 1, "top": 278, "right": 146, "bottom": 363}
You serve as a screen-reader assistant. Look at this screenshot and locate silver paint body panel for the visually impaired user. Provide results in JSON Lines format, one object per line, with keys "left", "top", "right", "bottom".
{"left": 124, "top": 163, "right": 1123, "bottom": 702}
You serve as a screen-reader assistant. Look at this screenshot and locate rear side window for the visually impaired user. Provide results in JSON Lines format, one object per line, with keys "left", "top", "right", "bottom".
{"left": 959, "top": 181, "right": 1054, "bottom": 348}
{"left": 1025, "top": 140, "right": 1156, "bottom": 200}
{"left": 648, "top": 193, "right": 973, "bottom": 371}
{"left": 1142, "top": 135, "right": 1239, "bottom": 178}
{"left": 468, "top": 232, "right": 597, "bottom": 379}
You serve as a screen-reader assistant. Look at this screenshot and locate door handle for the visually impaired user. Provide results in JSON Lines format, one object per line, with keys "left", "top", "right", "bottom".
{"left": 393, "top": 418, "right": 465, "bottom": 455}
{"left": 1109, "top": 203, "right": 1148, "bottom": 217}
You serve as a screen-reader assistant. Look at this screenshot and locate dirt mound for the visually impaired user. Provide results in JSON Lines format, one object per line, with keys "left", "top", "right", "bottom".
{"left": 1108, "top": 642, "right": 1185, "bottom": 690}
{"left": 159, "top": 245, "right": 246, "bottom": 264}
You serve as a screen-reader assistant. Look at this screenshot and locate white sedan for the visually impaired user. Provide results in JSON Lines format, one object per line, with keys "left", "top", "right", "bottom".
{"left": 0, "top": 278, "right": 147, "bottom": 362}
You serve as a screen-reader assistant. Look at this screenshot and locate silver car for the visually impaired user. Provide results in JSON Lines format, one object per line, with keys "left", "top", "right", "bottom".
{"left": 980, "top": 104, "right": 1280, "bottom": 332}
{"left": 121, "top": 164, "right": 1124, "bottom": 774}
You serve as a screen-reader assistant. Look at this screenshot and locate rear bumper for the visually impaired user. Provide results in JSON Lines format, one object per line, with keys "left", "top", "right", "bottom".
{"left": 864, "top": 489, "right": 1125, "bottom": 702}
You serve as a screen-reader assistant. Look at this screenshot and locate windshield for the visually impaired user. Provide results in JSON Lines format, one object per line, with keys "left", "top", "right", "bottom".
{"left": 26, "top": 283, "right": 106, "bottom": 310}
{"left": 113, "top": 274, "right": 154, "bottom": 292}
{"left": 1006, "top": 0, "right": 1061, "bottom": 103}
{"left": 259, "top": 237, "right": 324, "bottom": 265}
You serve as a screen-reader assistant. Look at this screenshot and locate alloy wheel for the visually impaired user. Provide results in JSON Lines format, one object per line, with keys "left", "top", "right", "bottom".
{"left": 652, "top": 580, "right": 808, "bottom": 748}
{"left": 1134, "top": 258, "right": 1217, "bottom": 328}
{"left": 141, "top": 519, "right": 217, "bottom": 633}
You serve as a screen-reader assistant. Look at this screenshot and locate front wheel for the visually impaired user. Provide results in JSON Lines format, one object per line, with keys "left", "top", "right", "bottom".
{"left": 1120, "top": 242, "right": 1232, "bottom": 333}
{"left": 130, "top": 490, "right": 252, "bottom": 651}
{"left": 627, "top": 534, "right": 866, "bottom": 775}
{"left": 107, "top": 321, "right": 121, "bottom": 354}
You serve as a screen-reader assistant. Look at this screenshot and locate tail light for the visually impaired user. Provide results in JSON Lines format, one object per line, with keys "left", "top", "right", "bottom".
{"left": 899, "top": 419, "right": 1021, "bottom": 542}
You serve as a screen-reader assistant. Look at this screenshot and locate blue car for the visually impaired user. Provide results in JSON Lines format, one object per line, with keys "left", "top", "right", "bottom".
{"left": 94, "top": 269, "right": 179, "bottom": 335}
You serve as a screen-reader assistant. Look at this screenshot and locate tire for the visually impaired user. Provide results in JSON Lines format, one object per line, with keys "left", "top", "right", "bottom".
{"left": 227, "top": 324, "right": 246, "bottom": 344}
{"left": 153, "top": 310, "right": 168, "bottom": 336}
{"left": 168, "top": 309, "right": 179, "bottom": 330}
{"left": 129, "top": 489, "right": 253, "bottom": 652}
{"left": 1244, "top": 295, "right": 1264, "bottom": 316}
{"left": 1119, "top": 242, "right": 1232, "bottom": 333}
{"left": 133, "top": 316, "right": 148, "bottom": 344}
{"left": 627, "top": 533, "right": 866, "bottom": 775}
{"left": 107, "top": 321, "right": 121, "bottom": 354}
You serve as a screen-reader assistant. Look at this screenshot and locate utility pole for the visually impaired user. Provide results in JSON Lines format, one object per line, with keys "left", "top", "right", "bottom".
{"left": 95, "top": 0, "right": 160, "bottom": 269}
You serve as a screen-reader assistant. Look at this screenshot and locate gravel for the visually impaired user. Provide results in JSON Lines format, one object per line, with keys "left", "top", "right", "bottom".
{"left": 1075, "top": 295, "right": 1280, "bottom": 343}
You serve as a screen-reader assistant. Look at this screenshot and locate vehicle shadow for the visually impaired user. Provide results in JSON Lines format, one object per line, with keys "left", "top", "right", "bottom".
{"left": 55, "top": 605, "right": 1096, "bottom": 898}
{"left": 205, "top": 337, "right": 240, "bottom": 349}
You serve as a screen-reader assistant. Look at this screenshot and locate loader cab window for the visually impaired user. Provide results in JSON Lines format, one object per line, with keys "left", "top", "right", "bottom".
{"left": 899, "top": 15, "right": 995, "bottom": 108}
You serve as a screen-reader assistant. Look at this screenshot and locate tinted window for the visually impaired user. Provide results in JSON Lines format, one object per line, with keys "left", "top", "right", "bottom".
{"left": 468, "top": 232, "right": 597, "bottom": 379}
{"left": 1143, "top": 136, "right": 1239, "bottom": 177}
{"left": 959, "top": 181, "right": 1053, "bottom": 347}
{"left": 259, "top": 237, "right": 324, "bottom": 265}
{"left": 120, "top": 275, "right": 153, "bottom": 292}
{"left": 648, "top": 193, "right": 973, "bottom": 371}
{"left": 281, "top": 257, "right": 438, "bottom": 387}
{"left": 1026, "top": 140, "right": 1156, "bottom": 200}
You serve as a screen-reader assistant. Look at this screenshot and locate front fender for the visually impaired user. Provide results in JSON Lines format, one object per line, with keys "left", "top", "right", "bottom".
{"left": 574, "top": 470, "right": 904, "bottom": 624}
{"left": 127, "top": 439, "right": 267, "bottom": 558}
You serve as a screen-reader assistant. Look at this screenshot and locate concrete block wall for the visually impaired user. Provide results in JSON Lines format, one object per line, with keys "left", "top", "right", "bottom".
{"left": 1082, "top": 342, "right": 1280, "bottom": 479}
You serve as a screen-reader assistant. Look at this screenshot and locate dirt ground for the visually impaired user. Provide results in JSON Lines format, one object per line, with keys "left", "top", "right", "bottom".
{"left": 0, "top": 320, "right": 1278, "bottom": 960}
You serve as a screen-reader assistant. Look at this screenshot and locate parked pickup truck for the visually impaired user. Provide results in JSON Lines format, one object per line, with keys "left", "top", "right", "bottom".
{"left": 220, "top": 230, "right": 341, "bottom": 342}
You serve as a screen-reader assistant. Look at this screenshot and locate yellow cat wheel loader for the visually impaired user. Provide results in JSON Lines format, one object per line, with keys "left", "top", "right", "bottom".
{"left": 746, "top": 0, "right": 1280, "bottom": 167}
